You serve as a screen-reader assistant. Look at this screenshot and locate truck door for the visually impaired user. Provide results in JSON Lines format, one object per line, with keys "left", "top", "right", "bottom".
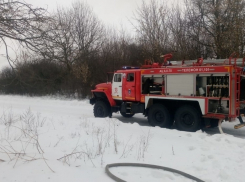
{"left": 112, "top": 73, "right": 122, "bottom": 100}
{"left": 123, "top": 72, "right": 136, "bottom": 101}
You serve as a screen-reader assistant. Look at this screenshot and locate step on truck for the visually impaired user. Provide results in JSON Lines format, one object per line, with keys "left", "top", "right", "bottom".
{"left": 90, "top": 53, "right": 245, "bottom": 132}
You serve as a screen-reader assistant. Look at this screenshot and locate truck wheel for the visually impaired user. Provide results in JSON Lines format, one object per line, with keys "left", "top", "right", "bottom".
{"left": 148, "top": 104, "right": 172, "bottom": 128}
{"left": 174, "top": 105, "right": 201, "bottom": 132}
{"left": 94, "top": 100, "right": 110, "bottom": 118}
{"left": 120, "top": 112, "right": 135, "bottom": 118}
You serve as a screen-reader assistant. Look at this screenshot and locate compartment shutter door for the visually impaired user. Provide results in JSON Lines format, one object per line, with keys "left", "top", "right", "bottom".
{"left": 166, "top": 74, "right": 194, "bottom": 96}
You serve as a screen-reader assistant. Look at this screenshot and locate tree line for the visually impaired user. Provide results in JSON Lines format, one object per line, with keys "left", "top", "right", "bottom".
{"left": 0, "top": 0, "right": 244, "bottom": 98}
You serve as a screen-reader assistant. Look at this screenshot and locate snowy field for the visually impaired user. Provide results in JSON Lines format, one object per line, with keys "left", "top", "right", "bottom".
{"left": 0, "top": 95, "right": 244, "bottom": 182}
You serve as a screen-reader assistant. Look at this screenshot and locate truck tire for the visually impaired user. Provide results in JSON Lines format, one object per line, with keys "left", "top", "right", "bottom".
{"left": 148, "top": 104, "right": 172, "bottom": 128}
{"left": 174, "top": 105, "right": 201, "bottom": 132}
{"left": 94, "top": 100, "right": 110, "bottom": 118}
{"left": 120, "top": 111, "right": 135, "bottom": 118}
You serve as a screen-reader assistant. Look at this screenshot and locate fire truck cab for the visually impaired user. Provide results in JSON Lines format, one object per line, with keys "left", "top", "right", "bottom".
{"left": 90, "top": 54, "right": 245, "bottom": 132}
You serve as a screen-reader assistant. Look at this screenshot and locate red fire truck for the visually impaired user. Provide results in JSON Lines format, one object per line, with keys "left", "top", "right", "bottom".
{"left": 90, "top": 54, "right": 245, "bottom": 132}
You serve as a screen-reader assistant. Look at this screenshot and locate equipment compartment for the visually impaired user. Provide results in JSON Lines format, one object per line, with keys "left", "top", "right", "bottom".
{"left": 208, "top": 99, "right": 229, "bottom": 114}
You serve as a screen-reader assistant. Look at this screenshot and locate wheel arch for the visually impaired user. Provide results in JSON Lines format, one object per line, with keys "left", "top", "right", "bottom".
{"left": 91, "top": 91, "right": 116, "bottom": 106}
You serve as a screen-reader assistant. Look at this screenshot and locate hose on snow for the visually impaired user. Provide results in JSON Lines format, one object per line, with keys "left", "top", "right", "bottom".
{"left": 105, "top": 163, "right": 204, "bottom": 182}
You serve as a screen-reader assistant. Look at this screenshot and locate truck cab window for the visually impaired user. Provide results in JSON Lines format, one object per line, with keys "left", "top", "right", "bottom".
{"left": 127, "top": 73, "right": 134, "bottom": 82}
{"left": 113, "top": 74, "right": 122, "bottom": 82}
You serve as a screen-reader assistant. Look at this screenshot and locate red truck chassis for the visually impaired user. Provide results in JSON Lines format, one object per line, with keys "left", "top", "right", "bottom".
{"left": 90, "top": 54, "right": 245, "bottom": 132}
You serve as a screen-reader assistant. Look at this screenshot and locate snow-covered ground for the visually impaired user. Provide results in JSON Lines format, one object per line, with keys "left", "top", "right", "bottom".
{"left": 0, "top": 95, "right": 244, "bottom": 182}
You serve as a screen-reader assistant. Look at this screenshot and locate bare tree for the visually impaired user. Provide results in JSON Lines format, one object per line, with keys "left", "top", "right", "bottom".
{"left": 168, "top": 4, "right": 207, "bottom": 60}
{"left": 70, "top": 1, "right": 104, "bottom": 93}
{"left": 185, "top": 0, "right": 245, "bottom": 58}
{"left": 133, "top": 0, "right": 170, "bottom": 62}
{"left": 36, "top": 1, "right": 105, "bottom": 96}
{"left": 71, "top": 1, "right": 104, "bottom": 62}
{"left": 42, "top": 1, "right": 104, "bottom": 70}
{"left": 0, "top": 0, "right": 48, "bottom": 68}
{"left": 40, "top": 7, "right": 76, "bottom": 72}
{"left": 101, "top": 28, "right": 136, "bottom": 69}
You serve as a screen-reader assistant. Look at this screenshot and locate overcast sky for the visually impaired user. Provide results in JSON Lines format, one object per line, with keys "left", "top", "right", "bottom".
{"left": 25, "top": 0, "right": 180, "bottom": 31}
{"left": 25, "top": 0, "right": 149, "bottom": 30}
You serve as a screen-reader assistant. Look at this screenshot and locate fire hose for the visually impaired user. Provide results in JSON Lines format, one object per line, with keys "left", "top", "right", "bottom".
{"left": 105, "top": 163, "right": 204, "bottom": 182}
